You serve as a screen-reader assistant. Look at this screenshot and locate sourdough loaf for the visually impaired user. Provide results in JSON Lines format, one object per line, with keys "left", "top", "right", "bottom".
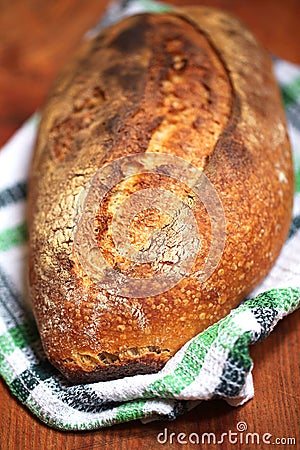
{"left": 28, "top": 7, "right": 294, "bottom": 383}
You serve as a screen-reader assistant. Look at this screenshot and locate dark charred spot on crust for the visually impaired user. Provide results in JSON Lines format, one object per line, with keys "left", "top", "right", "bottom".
{"left": 131, "top": 116, "right": 165, "bottom": 150}
{"left": 109, "top": 17, "right": 151, "bottom": 53}
{"left": 146, "top": 115, "right": 164, "bottom": 133}
{"left": 73, "top": 86, "right": 106, "bottom": 111}
{"left": 94, "top": 113, "right": 120, "bottom": 135}
{"left": 219, "top": 137, "right": 253, "bottom": 171}
{"left": 103, "top": 63, "right": 146, "bottom": 92}
{"left": 55, "top": 253, "right": 75, "bottom": 273}
{"left": 92, "top": 33, "right": 105, "bottom": 51}
{"left": 225, "top": 28, "right": 239, "bottom": 36}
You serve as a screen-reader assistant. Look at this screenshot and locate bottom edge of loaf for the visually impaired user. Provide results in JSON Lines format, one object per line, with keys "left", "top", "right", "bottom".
{"left": 50, "top": 350, "right": 171, "bottom": 384}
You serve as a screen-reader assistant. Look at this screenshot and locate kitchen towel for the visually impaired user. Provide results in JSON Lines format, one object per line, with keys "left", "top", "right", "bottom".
{"left": 0, "top": 0, "right": 299, "bottom": 430}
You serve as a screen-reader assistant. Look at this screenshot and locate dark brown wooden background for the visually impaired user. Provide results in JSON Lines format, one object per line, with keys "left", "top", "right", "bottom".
{"left": 0, "top": 1, "right": 299, "bottom": 449}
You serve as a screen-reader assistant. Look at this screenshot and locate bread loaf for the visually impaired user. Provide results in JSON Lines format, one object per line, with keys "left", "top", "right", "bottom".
{"left": 28, "top": 7, "right": 294, "bottom": 383}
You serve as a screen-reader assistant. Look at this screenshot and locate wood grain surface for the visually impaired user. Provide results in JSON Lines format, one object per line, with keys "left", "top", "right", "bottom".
{"left": 0, "top": 1, "right": 299, "bottom": 449}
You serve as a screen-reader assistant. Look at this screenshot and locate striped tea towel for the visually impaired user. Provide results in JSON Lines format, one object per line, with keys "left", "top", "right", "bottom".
{"left": 0, "top": 0, "right": 300, "bottom": 431}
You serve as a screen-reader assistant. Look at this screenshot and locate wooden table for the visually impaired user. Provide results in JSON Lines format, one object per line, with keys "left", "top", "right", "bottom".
{"left": 1, "top": 1, "right": 299, "bottom": 449}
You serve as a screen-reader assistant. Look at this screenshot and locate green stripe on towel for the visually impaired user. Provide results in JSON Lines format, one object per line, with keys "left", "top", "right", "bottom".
{"left": 0, "top": 222, "right": 28, "bottom": 252}
{"left": 281, "top": 76, "right": 300, "bottom": 106}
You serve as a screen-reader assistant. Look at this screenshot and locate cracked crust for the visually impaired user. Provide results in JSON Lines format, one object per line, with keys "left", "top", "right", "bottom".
{"left": 28, "top": 8, "right": 293, "bottom": 383}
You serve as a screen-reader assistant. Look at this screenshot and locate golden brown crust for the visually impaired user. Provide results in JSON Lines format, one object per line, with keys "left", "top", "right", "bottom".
{"left": 28, "top": 8, "right": 294, "bottom": 383}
